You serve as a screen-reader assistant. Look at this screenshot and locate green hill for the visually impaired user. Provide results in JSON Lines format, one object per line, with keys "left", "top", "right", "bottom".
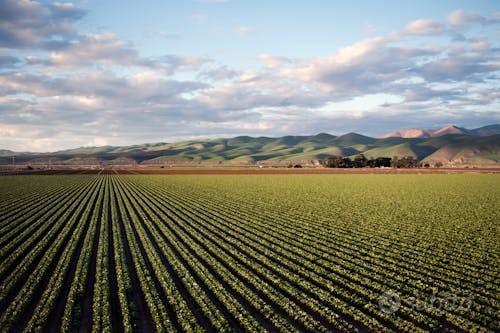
{"left": 2, "top": 131, "right": 499, "bottom": 166}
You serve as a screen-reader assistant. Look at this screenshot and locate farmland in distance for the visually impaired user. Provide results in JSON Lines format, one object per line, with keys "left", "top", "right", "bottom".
{"left": 0, "top": 174, "right": 498, "bottom": 332}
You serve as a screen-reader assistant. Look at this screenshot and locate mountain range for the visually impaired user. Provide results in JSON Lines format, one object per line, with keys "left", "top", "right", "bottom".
{"left": 382, "top": 124, "right": 500, "bottom": 138}
{"left": 1, "top": 124, "right": 499, "bottom": 167}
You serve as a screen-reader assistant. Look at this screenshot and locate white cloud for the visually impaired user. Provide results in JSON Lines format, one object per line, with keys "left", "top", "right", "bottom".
{"left": 49, "top": 33, "right": 139, "bottom": 67}
{"left": 257, "top": 54, "right": 291, "bottom": 68}
{"left": 0, "top": 124, "right": 21, "bottom": 137}
{"left": 86, "top": 137, "right": 108, "bottom": 147}
{"left": 402, "top": 19, "right": 446, "bottom": 35}
{"left": 280, "top": 36, "right": 435, "bottom": 95}
{"left": 447, "top": 9, "right": 486, "bottom": 27}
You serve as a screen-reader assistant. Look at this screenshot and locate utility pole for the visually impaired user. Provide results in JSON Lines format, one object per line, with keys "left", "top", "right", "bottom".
{"left": 12, "top": 156, "right": 15, "bottom": 166}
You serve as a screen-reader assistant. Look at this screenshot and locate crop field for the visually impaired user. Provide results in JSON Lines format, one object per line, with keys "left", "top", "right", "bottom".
{"left": 0, "top": 174, "right": 498, "bottom": 332}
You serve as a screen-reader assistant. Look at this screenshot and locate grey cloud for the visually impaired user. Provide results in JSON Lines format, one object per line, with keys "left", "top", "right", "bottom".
{"left": 20, "top": 34, "right": 163, "bottom": 70}
{"left": 404, "top": 37, "right": 499, "bottom": 83}
{"left": 282, "top": 34, "right": 498, "bottom": 102}
{"left": 48, "top": 34, "right": 139, "bottom": 67}
{"left": 0, "top": 0, "right": 86, "bottom": 49}
{"left": 415, "top": 55, "right": 499, "bottom": 83}
{"left": 198, "top": 66, "right": 240, "bottom": 81}
{"left": 48, "top": 2, "right": 87, "bottom": 20}
{"left": 150, "top": 54, "right": 212, "bottom": 72}
{"left": 314, "top": 45, "right": 437, "bottom": 96}
{"left": 1, "top": 6, "right": 500, "bottom": 150}
{"left": 470, "top": 88, "right": 500, "bottom": 105}
{"left": 0, "top": 55, "right": 21, "bottom": 68}
{"left": 447, "top": 9, "right": 500, "bottom": 28}
{"left": 32, "top": 37, "right": 211, "bottom": 72}
{"left": 400, "top": 86, "right": 463, "bottom": 103}
{"left": 198, "top": 77, "right": 330, "bottom": 112}
{"left": 0, "top": 71, "right": 209, "bottom": 104}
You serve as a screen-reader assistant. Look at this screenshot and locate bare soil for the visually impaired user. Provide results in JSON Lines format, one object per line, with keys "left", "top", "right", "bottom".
{"left": 1, "top": 167, "right": 499, "bottom": 176}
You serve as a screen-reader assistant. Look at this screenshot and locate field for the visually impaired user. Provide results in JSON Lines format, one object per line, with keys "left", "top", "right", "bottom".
{"left": 0, "top": 174, "right": 498, "bottom": 332}
{"left": 1, "top": 166, "right": 500, "bottom": 176}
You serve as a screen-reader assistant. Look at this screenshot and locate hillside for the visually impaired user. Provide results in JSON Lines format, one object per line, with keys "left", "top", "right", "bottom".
{"left": 1, "top": 127, "right": 499, "bottom": 166}
{"left": 382, "top": 124, "right": 500, "bottom": 138}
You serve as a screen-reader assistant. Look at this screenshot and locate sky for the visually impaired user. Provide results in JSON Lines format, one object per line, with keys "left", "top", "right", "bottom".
{"left": 0, "top": 0, "right": 499, "bottom": 151}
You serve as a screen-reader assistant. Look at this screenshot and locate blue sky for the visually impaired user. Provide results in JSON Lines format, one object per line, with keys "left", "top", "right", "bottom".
{"left": 83, "top": 1, "right": 498, "bottom": 65}
{"left": 1, "top": 0, "right": 499, "bottom": 151}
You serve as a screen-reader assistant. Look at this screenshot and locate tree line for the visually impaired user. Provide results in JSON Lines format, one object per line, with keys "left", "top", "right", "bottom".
{"left": 321, "top": 155, "right": 423, "bottom": 168}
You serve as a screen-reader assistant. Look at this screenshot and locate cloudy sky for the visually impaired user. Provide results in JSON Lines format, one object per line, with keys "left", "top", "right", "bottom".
{"left": 1, "top": 0, "right": 499, "bottom": 151}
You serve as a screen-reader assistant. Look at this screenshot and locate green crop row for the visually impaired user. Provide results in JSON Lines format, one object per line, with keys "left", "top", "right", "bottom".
{"left": 0, "top": 174, "right": 498, "bottom": 332}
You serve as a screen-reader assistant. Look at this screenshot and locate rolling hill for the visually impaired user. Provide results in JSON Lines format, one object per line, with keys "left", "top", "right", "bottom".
{"left": 382, "top": 124, "right": 500, "bottom": 138}
{"left": 1, "top": 125, "right": 499, "bottom": 166}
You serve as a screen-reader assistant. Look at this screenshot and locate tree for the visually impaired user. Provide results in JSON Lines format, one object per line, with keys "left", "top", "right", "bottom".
{"left": 353, "top": 154, "right": 368, "bottom": 168}
{"left": 401, "top": 156, "right": 416, "bottom": 168}
{"left": 391, "top": 156, "right": 417, "bottom": 168}
{"left": 391, "top": 156, "right": 399, "bottom": 168}
{"left": 324, "top": 156, "right": 342, "bottom": 168}
{"left": 340, "top": 157, "right": 353, "bottom": 168}
{"left": 379, "top": 157, "right": 392, "bottom": 167}
{"left": 435, "top": 162, "right": 443, "bottom": 168}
